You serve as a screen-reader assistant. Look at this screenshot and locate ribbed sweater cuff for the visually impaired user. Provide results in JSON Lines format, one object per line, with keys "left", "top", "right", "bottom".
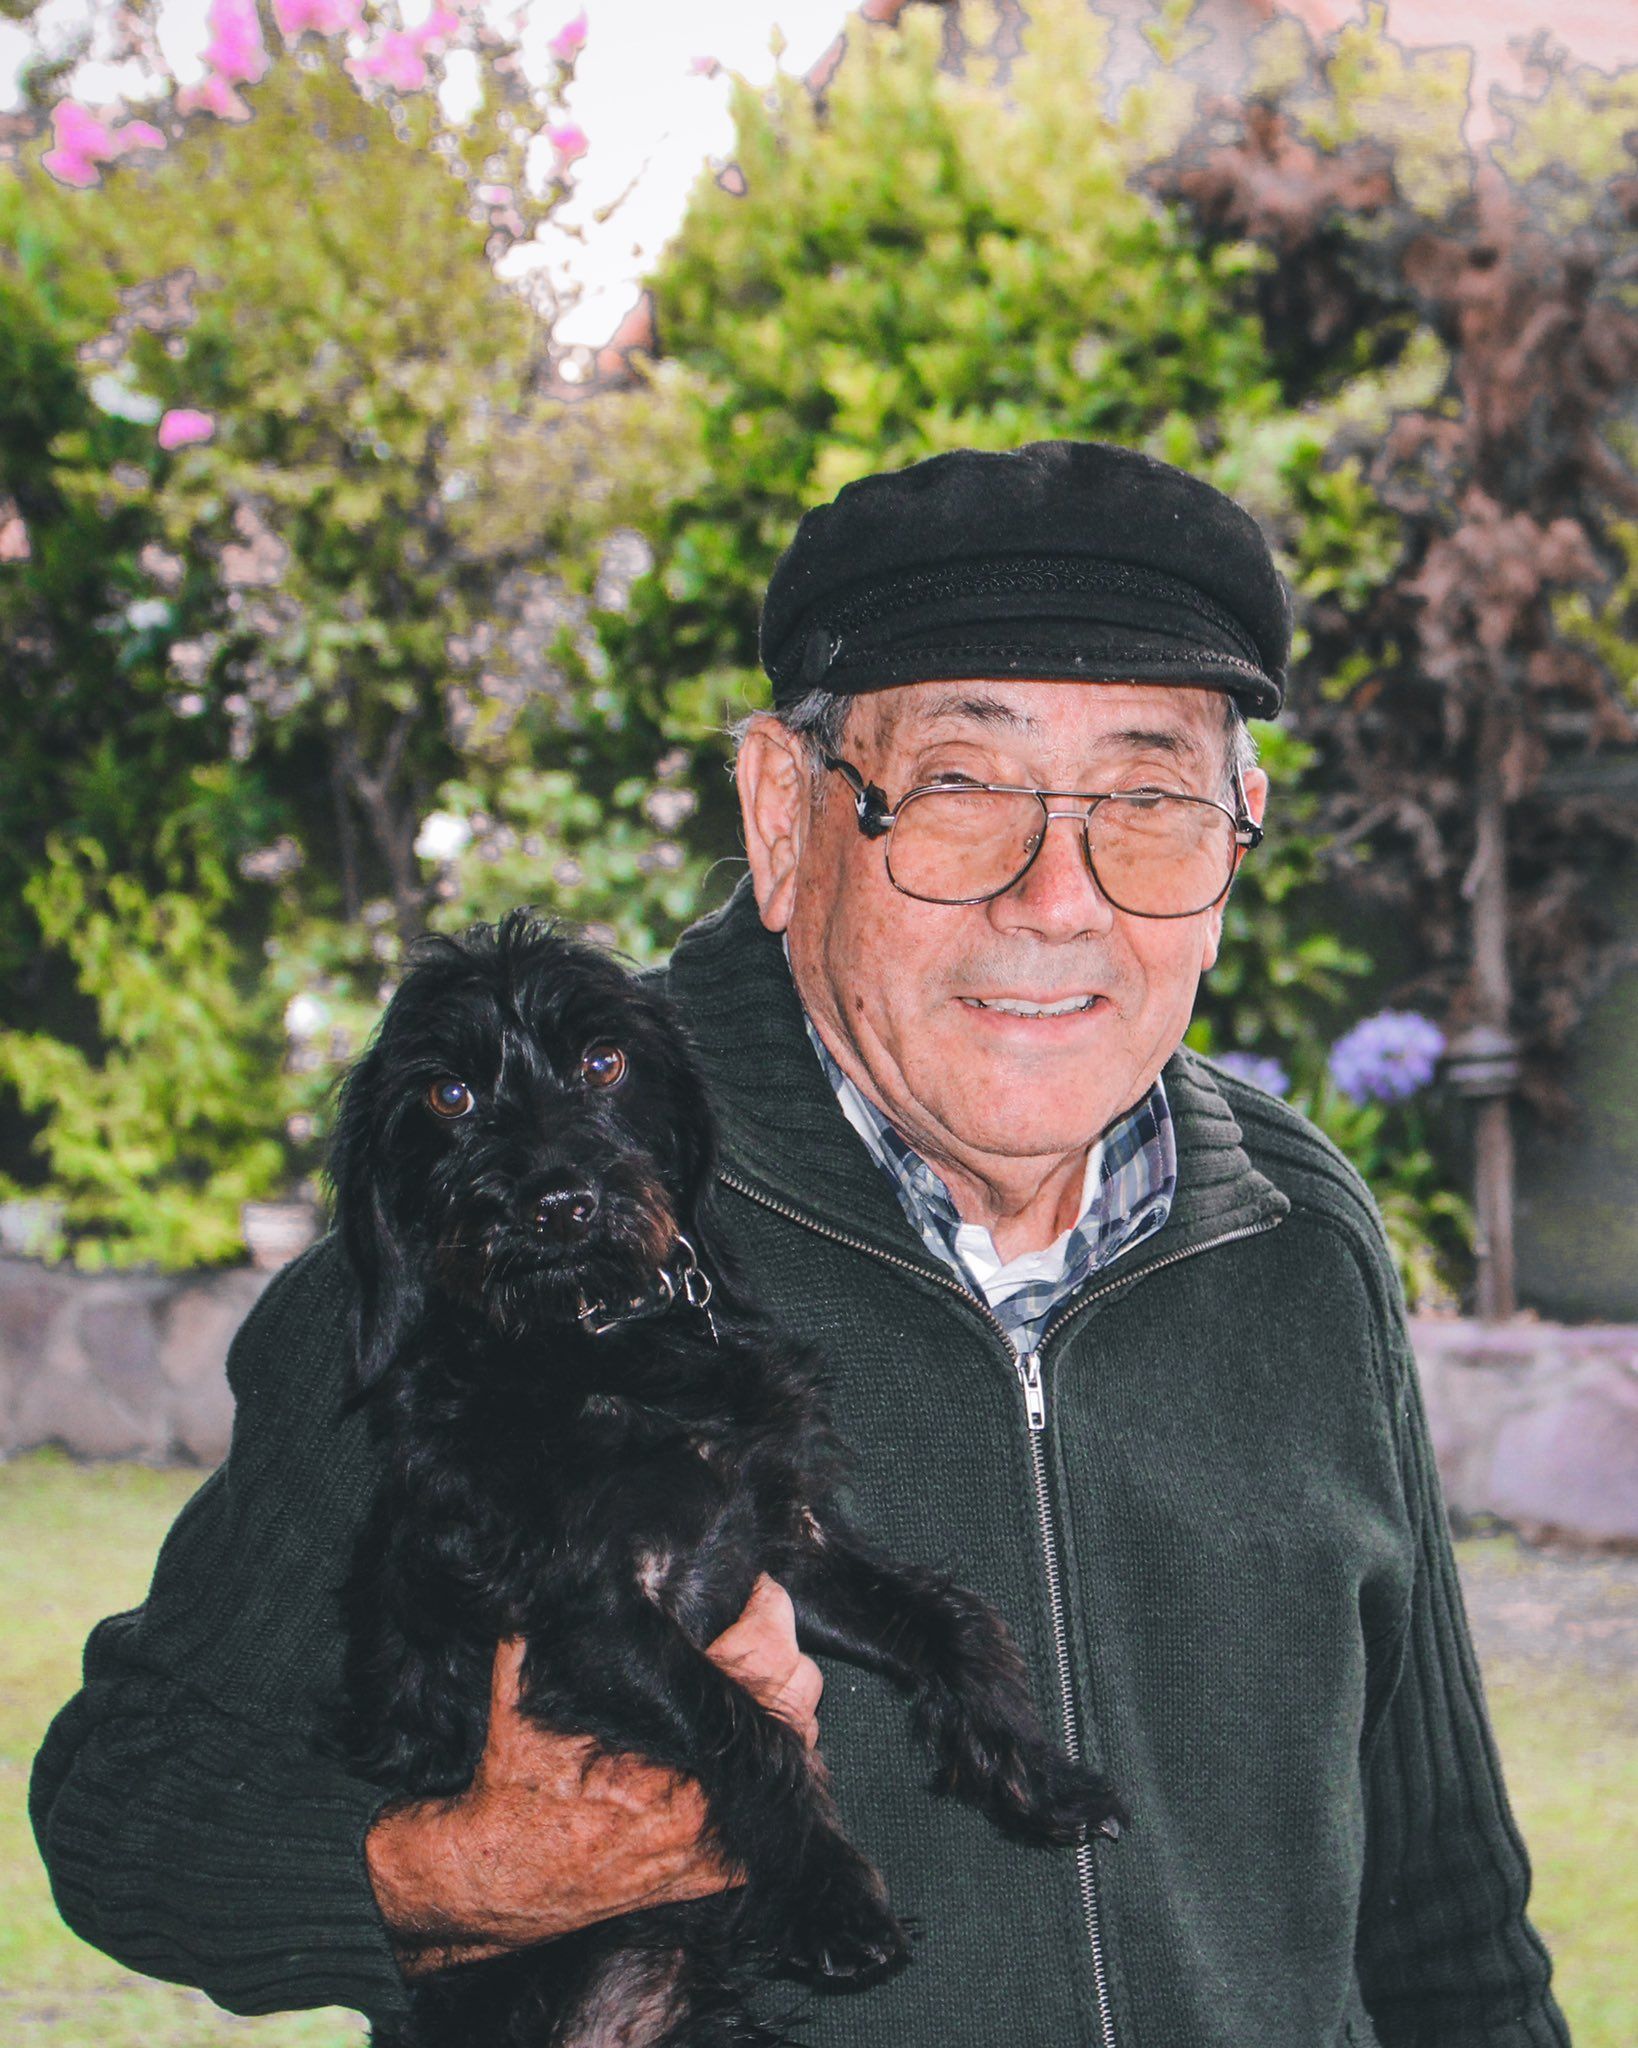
{"left": 33, "top": 1700, "right": 413, "bottom": 2022}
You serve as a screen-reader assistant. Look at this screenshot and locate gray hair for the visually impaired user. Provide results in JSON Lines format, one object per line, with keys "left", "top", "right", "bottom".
{"left": 731, "top": 686, "right": 1260, "bottom": 806}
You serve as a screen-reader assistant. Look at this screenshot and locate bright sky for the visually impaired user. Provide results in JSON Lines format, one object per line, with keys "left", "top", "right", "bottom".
{"left": 0, "top": 0, "right": 853, "bottom": 343}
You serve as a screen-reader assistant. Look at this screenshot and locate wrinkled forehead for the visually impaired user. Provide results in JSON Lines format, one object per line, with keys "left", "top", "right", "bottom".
{"left": 858, "top": 677, "right": 1227, "bottom": 773}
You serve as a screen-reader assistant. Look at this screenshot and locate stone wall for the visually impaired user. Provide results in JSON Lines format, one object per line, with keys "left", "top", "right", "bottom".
{"left": 1413, "top": 1316, "right": 1638, "bottom": 1548}
{"left": 0, "top": 1254, "right": 269, "bottom": 1466}
{"left": 1, "top": 1254, "right": 1634, "bottom": 1547}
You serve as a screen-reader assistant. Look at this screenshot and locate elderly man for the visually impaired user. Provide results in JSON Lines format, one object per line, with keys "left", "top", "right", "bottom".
{"left": 32, "top": 443, "right": 1567, "bottom": 2047}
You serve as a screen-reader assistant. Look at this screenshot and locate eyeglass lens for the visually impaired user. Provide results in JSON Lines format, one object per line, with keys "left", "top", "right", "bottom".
{"left": 885, "top": 788, "right": 1236, "bottom": 914}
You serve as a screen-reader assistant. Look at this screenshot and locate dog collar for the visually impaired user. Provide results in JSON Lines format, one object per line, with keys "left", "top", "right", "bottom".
{"left": 575, "top": 1234, "right": 719, "bottom": 1344}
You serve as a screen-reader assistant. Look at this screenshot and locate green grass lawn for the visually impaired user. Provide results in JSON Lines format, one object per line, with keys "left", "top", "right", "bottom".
{"left": 1, "top": 1453, "right": 362, "bottom": 2048}
{"left": 2, "top": 1448, "right": 1632, "bottom": 2045}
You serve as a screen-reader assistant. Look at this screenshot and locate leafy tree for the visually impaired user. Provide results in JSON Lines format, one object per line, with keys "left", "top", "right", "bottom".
{"left": 1156, "top": 25, "right": 1638, "bottom": 1316}
{"left": 1, "top": 0, "right": 613, "bottom": 1260}
{"left": 0, "top": 823, "right": 287, "bottom": 1267}
{"left": 0, "top": 177, "right": 221, "bottom": 993}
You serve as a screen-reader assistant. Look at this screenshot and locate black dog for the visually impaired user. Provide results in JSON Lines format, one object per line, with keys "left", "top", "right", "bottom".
{"left": 326, "top": 909, "right": 1126, "bottom": 2048}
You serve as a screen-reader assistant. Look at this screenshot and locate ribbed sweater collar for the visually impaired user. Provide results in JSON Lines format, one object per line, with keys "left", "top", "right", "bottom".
{"left": 666, "top": 876, "right": 1290, "bottom": 1278}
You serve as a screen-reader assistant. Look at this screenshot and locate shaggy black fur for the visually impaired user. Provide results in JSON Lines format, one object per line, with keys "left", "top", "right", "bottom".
{"left": 326, "top": 909, "right": 1127, "bottom": 2048}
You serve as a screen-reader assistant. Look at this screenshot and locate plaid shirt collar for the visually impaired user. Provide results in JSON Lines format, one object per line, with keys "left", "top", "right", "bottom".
{"left": 782, "top": 946, "right": 1177, "bottom": 1354}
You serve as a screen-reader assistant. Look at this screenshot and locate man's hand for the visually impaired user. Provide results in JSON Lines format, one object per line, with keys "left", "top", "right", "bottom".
{"left": 364, "top": 1573, "right": 824, "bottom": 1975}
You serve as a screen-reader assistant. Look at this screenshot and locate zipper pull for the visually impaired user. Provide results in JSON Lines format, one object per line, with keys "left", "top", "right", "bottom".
{"left": 1017, "top": 1350, "right": 1046, "bottom": 1432}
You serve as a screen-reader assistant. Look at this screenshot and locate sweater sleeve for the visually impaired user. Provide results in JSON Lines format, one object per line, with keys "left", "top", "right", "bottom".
{"left": 27, "top": 1235, "right": 416, "bottom": 2025}
{"left": 1354, "top": 1301, "right": 1572, "bottom": 2048}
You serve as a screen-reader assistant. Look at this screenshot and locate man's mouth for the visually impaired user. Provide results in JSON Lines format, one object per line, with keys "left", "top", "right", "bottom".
{"left": 959, "top": 994, "right": 1106, "bottom": 1018}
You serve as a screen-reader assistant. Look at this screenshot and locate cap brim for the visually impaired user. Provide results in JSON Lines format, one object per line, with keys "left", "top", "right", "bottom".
{"left": 803, "top": 624, "right": 1283, "bottom": 720}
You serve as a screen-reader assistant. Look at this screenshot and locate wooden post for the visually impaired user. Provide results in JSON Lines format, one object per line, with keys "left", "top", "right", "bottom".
{"left": 1460, "top": 698, "right": 1519, "bottom": 1321}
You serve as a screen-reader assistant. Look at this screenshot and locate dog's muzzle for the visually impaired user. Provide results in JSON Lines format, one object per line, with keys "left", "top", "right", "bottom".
{"left": 576, "top": 1234, "right": 719, "bottom": 1344}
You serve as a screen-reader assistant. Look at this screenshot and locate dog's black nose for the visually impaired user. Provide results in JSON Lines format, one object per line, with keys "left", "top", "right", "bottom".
{"left": 532, "top": 1186, "right": 599, "bottom": 1244}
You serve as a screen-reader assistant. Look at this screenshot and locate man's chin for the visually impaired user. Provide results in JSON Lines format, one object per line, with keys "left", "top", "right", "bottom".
{"left": 910, "top": 1027, "right": 1138, "bottom": 1160}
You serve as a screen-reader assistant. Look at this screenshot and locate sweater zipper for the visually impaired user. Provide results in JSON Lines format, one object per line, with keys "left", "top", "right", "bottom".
{"left": 1021, "top": 1213, "right": 1285, "bottom": 2048}
{"left": 718, "top": 1167, "right": 1282, "bottom": 2048}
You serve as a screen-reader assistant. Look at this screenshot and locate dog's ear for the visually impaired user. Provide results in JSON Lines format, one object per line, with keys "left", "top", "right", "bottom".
{"left": 651, "top": 1010, "right": 752, "bottom": 1300}
{"left": 325, "top": 1039, "right": 425, "bottom": 1401}
{"left": 672, "top": 1078, "right": 720, "bottom": 1254}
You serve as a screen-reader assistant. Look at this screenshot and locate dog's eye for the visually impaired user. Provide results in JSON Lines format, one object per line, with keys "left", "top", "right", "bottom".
{"left": 580, "top": 1044, "right": 627, "bottom": 1090}
{"left": 426, "top": 1078, "right": 475, "bottom": 1119}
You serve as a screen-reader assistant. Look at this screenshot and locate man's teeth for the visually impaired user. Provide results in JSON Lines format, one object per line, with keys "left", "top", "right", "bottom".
{"left": 970, "top": 995, "right": 1101, "bottom": 1017}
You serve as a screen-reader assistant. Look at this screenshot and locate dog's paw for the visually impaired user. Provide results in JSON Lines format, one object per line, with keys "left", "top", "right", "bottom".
{"left": 782, "top": 1902, "right": 910, "bottom": 1988}
{"left": 780, "top": 1854, "right": 911, "bottom": 1988}
{"left": 1009, "top": 1751, "right": 1127, "bottom": 1847}
{"left": 939, "top": 1728, "right": 1127, "bottom": 1848}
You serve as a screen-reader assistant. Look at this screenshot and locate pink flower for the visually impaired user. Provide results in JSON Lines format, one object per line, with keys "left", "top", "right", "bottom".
{"left": 202, "top": 0, "right": 268, "bottom": 84}
{"left": 157, "top": 408, "right": 216, "bottom": 451}
{"left": 355, "top": 32, "right": 427, "bottom": 92}
{"left": 42, "top": 147, "right": 100, "bottom": 187}
{"left": 42, "top": 100, "right": 116, "bottom": 185}
{"left": 177, "top": 73, "right": 252, "bottom": 121}
{"left": 40, "top": 102, "right": 165, "bottom": 186}
{"left": 415, "top": 4, "right": 462, "bottom": 41}
{"left": 546, "top": 122, "right": 588, "bottom": 165}
{"left": 273, "top": 0, "right": 362, "bottom": 35}
{"left": 56, "top": 101, "right": 119, "bottom": 158}
{"left": 688, "top": 55, "right": 719, "bottom": 76}
{"left": 351, "top": 3, "right": 461, "bottom": 90}
{"left": 548, "top": 10, "right": 587, "bottom": 61}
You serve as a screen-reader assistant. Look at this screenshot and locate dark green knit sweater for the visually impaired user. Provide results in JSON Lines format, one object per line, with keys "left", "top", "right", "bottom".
{"left": 30, "top": 878, "right": 1569, "bottom": 2047}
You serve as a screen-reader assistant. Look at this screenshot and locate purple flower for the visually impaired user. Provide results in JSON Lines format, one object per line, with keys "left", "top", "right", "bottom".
{"left": 1211, "top": 1051, "right": 1290, "bottom": 1097}
{"left": 1328, "top": 1010, "right": 1445, "bottom": 1105}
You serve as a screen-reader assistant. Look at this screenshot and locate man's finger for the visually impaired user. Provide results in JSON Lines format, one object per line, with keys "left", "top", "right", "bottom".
{"left": 781, "top": 1654, "right": 825, "bottom": 1745}
{"left": 489, "top": 1636, "right": 527, "bottom": 1714}
{"left": 707, "top": 1574, "right": 798, "bottom": 1673}
{"left": 703, "top": 1580, "right": 823, "bottom": 1744}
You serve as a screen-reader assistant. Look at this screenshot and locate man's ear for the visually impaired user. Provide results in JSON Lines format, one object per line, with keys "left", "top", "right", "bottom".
{"left": 735, "top": 713, "right": 815, "bottom": 933}
{"left": 1201, "top": 763, "right": 1269, "bottom": 974}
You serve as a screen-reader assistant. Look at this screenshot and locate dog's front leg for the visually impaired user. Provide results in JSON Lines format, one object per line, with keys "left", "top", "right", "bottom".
{"left": 783, "top": 1531, "right": 1127, "bottom": 1847}
{"left": 518, "top": 1606, "right": 909, "bottom": 1991}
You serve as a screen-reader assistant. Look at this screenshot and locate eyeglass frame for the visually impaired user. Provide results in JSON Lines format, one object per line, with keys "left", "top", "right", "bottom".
{"left": 820, "top": 751, "right": 1265, "bottom": 918}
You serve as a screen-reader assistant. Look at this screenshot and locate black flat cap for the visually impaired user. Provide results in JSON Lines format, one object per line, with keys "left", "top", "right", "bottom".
{"left": 759, "top": 441, "right": 1291, "bottom": 720}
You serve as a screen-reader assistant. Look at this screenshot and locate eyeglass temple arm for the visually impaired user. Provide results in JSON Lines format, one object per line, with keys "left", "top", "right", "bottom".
{"left": 1231, "top": 763, "right": 1263, "bottom": 849}
{"left": 821, "top": 753, "right": 894, "bottom": 838}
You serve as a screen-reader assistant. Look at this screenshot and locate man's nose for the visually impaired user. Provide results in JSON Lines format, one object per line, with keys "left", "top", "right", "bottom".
{"left": 988, "top": 808, "right": 1117, "bottom": 937}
